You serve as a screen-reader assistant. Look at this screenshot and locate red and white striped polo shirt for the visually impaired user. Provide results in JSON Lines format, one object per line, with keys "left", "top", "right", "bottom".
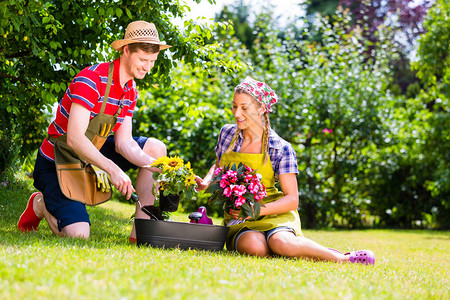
{"left": 39, "top": 58, "right": 138, "bottom": 161}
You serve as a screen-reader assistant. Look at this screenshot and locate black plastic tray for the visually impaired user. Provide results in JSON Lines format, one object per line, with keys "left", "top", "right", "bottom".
{"left": 135, "top": 218, "right": 229, "bottom": 251}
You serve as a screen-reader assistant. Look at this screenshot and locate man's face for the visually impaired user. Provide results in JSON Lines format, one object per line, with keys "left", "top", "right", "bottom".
{"left": 123, "top": 46, "right": 159, "bottom": 80}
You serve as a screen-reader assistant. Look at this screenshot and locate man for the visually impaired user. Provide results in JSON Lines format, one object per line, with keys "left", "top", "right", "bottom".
{"left": 18, "top": 21, "right": 170, "bottom": 242}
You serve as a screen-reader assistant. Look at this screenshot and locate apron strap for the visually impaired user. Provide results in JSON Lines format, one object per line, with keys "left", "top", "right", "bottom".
{"left": 99, "top": 62, "right": 114, "bottom": 115}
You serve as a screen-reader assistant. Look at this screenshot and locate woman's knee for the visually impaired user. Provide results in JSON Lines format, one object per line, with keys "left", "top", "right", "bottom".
{"left": 268, "top": 232, "right": 297, "bottom": 257}
{"left": 143, "top": 138, "right": 167, "bottom": 158}
{"left": 236, "top": 232, "right": 270, "bottom": 257}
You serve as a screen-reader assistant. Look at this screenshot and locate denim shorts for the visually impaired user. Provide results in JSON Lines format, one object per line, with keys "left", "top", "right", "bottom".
{"left": 234, "top": 226, "right": 296, "bottom": 250}
{"left": 33, "top": 136, "right": 147, "bottom": 231}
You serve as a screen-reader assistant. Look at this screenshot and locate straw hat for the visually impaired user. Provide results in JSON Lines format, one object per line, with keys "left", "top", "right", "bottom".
{"left": 111, "top": 21, "right": 172, "bottom": 51}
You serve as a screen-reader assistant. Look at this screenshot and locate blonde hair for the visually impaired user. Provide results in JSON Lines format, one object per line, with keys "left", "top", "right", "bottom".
{"left": 226, "top": 89, "right": 271, "bottom": 164}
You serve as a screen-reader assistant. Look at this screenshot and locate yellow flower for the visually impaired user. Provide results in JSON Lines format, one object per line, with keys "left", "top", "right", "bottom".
{"left": 151, "top": 156, "right": 169, "bottom": 167}
{"left": 159, "top": 182, "right": 166, "bottom": 190}
{"left": 166, "top": 156, "right": 183, "bottom": 171}
{"left": 185, "top": 174, "right": 196, "bottom": 186}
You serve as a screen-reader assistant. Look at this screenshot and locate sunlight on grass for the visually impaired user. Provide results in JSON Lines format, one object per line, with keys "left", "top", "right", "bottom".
{"left": 1, "top": 184, "right": 449, "bottom": 299}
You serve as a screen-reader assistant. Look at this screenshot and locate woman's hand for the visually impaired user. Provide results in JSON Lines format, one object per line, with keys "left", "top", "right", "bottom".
{"left": 228, "top": 208, "right": 241, "bottom": 219}
{"left": 194, "top": 176, "right": 209, "bottom": 191}
{"left": 141, "top": 164, "right": 162, "bottom": 174}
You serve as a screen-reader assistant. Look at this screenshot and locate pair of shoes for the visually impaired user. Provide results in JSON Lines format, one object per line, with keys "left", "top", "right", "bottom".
{"left": 18, "top": 192, "right": 43, "bottom": 232}
{"left": 129, "top": 237, "right": 137, "bottom": 244}
{"left": 345, "top": 250, "right": 375, "bottom": 265}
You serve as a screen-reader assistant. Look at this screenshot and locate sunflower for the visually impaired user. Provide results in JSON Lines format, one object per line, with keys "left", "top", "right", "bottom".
{"left": 166, "top": 156, "right": 184, "bottom": 171}
{"left": 185, "top": 174, "right": 196, "bottom": 186}
{"left": 151, "top": 156, "right": 170, "bottom": 167}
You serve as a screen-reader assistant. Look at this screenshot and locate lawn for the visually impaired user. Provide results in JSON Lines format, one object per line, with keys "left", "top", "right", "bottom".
{"left": 0, "top": 180, "right": 449, "bottom": 299}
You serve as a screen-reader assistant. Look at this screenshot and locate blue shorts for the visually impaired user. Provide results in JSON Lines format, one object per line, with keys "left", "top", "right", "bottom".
{"left": 33, "top": 136, "right": 147, "bottom": 231}
{"left": 234, "top": 227, "right": 296, "bottom": 250}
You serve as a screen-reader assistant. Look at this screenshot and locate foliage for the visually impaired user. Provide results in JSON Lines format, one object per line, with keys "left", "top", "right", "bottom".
{"left": 150, "top": 156, "right": 197, "bottom": 201}
{"left": 411, "top": 0, "right": 449, "bottom": 104}
{"left": 0, "top": 0, "right": 239, "bottom": 178}
{"left": 366, "top": 0, "right": 450, "bottom": 229}
{"left": 206, "top": 163, "right": 267, "bottom": 220}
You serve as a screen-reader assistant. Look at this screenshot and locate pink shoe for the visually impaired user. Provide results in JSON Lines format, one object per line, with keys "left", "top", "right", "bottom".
{"left": 345, "top": 250, "right": 375, "bottom": 265}
{"left": 18, "top": 192, "right": 43, "bottom": 232}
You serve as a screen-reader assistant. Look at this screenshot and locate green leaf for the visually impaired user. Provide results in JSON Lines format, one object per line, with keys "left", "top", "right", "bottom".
{"left": 115, "top": 8, "right": 123, "bottom": 18}
{"left": 205, "top": 182, "right": 220, "bottom": 194}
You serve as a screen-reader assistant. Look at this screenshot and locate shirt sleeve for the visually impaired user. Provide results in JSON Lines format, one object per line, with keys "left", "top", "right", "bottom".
{"left": 215, "top": 124, "right": 235, "bottom": 161}
{"left": 215, "top": 126, "right": 227, "bottom": 160}
{"left": 126, "top": 89, "right": 138, "bottom": 117}
{"left": 69, "top": 68, "right": 101, "bottom": 111}
{"left": 276, "top": 143, "right": 299, "bottom": 175}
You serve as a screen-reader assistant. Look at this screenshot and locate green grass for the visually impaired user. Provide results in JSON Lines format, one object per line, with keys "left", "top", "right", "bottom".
{"left": 1, "top": 179, "right": 449, "bottom": 299}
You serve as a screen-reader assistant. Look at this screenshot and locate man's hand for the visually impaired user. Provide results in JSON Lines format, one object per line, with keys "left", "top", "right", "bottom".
{"left": 108, "top": 167, "right": 135, "bottom": 200}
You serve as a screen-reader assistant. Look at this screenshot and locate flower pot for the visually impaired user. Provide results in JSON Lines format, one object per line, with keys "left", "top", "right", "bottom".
{"left": 135, "top": 219, "right": 229, "bottom": 251}
{"left": 159, "top": 191, "right": 180, "bottom": 212}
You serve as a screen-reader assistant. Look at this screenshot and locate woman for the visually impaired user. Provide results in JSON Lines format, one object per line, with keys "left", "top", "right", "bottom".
{"left": 197, "top": 76, "right": 375, "bottom": 264}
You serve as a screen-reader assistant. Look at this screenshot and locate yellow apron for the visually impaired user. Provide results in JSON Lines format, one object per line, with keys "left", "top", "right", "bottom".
{"left": 220, "top": 136, "right": 303, "bottom": 250}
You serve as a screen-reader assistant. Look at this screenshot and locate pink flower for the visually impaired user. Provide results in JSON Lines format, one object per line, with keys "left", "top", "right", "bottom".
{"left": 234, "top": 196, "right": 246, "bottom": 208}
{"left": 214, "top": 167, "right": 223, "bottom": 176}
{"left": 248, "top": 181, "right": 260, "bottom": 194}
{"left": 322, "top": 128, "right": 333, "bottom": 134}
{"left": 233, "top": 185, "right": 246, "bottom": 197}
{"left": 223, "top": 186, "right": 233, "bottom": 197}
{"left": 226, "top": 170, "right": 237, "bottom": 178}
{"left": 244, "top": 174, "right": 254, "bottom": 182}
{"left": 220, "top": 178, "right": 229, "bottom": 189}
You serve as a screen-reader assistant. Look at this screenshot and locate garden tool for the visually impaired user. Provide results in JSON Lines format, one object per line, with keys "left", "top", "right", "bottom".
{"left": 189, "top": 206, "right": 213, "bottom": 224}
{"left": 130, "top": 193, "right": 163, "bottom": 220}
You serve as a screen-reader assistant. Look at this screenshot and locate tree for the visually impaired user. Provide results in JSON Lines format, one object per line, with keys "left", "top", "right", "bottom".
{"left": 0, "top": 0, "right": 238, "bottom": 178}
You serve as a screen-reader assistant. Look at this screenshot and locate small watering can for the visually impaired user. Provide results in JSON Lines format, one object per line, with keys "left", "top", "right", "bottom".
{"left": 188, "top": 206, "right": 213, "bottom": 225}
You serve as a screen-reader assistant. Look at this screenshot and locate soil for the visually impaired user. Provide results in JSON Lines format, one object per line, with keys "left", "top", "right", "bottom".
{"left": 141, "top": 205, "right": 164, "bottom": 220}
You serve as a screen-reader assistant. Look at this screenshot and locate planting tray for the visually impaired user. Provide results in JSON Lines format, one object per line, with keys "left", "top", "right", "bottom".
{"left": 135, "top": 218, "right": 229, "bottom": 251}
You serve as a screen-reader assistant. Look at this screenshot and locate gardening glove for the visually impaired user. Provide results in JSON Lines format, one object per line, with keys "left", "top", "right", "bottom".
{"left": 92, "top": 165, "right": 111, "bottom": 193}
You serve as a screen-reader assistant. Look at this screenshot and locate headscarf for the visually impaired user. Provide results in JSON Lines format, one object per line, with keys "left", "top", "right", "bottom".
{"left": 235, "top": 76, "right": 278, "bottom": 113}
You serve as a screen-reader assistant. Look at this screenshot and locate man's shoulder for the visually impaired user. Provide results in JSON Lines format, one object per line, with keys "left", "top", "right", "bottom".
{"left": 76, "top": 61, "right": 110, "bottom": 80}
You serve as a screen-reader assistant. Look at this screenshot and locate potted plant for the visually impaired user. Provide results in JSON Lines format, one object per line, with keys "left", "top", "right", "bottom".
{"left": 151, "top": 156, "right": 197, "bottom": 212}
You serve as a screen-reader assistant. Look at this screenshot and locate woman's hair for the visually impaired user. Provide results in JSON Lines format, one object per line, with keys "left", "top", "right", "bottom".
{"left": 127, "top": 42, "right": 160, "bottom": 54}
{"left": 226, "top": 88, "right": 271, "bottom": 164}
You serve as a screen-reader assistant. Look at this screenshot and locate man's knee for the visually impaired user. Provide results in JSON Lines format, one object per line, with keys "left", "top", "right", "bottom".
{"left": 61, "top": 222, "right": 90, "bottom": 239}
{"left": 143, "top": 138, "right": 167, "bottom": 157}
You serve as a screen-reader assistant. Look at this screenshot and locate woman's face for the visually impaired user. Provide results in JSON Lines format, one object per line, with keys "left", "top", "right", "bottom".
{"left": 232, "top": 92, "right": 264, "bottom": 130}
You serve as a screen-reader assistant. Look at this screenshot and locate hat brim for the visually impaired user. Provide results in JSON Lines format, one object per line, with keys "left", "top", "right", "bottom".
{"left": 111, "top": 39, "right": 172, "bottom": 51}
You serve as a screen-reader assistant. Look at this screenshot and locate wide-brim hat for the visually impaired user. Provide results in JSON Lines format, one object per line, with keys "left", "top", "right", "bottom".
{"left": 111, "top": 21, "right": 172, "bottom": 51}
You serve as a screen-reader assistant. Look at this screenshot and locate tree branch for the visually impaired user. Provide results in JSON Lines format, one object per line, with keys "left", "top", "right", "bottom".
{"left": 0, "top": 72, "right": 27, "bottom": 83}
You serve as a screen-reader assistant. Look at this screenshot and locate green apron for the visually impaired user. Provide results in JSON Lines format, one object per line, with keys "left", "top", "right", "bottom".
{"left": 220, "top": 135, "right": 303, "bottom": 250}
{"left": 49, "top": 62, "right": 123, "bottom": 206}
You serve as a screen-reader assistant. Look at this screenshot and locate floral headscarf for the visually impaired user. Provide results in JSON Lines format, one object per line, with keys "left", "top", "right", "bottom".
{"left": 235, "top": 76, "right": 278, "bottom": 113}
